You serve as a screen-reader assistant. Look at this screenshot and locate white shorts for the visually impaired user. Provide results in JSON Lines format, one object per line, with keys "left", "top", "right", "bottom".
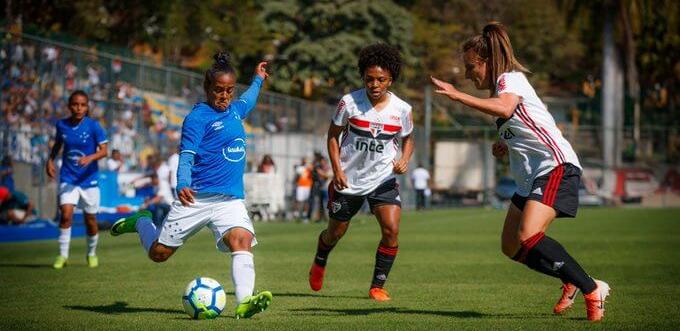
{"left": 157, "top": 193, "right": 257, "bottom": 253}
{"left": 59, "top": 183, "right": 100, "bottom": 214}
{"left": 296, "top": 186, "right": 311, "bottom": 202}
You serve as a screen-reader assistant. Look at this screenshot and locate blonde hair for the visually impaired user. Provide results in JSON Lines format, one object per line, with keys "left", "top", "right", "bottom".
{"left": 462, "top": 22, "right": 529, "bottom": 89}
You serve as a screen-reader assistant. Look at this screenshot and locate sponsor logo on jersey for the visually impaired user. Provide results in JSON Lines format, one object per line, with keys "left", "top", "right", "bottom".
{"left": 354, "top": 137, "right": 385, "bottom": 153}
{"left": 390, "top": 115, "right": 401, "bottom": 121}
{"left": 66, "top": 150, "right": 86, "bottom": 165}
{"left": 222, "top": 138, "right": 246, "bottom": 162}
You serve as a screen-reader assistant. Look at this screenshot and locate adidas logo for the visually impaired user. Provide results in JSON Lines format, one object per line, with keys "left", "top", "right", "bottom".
{"left": 552, "top": 261, "right": 565, "bottom": 271}
{"left": 532, "top": 187, "right": 542, "bottom": 195}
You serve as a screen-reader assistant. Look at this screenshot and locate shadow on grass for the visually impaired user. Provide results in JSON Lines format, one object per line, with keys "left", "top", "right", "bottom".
{"left": 291, "top": 307, "right": 552, "bottom": 319}
{"left": 0, "top": 263, "right": 54, "bottom": 269}
{"left": 65, "top": 301, "right": 184, "bottom": 315}
{"left": 274, "top": 292, "right": 365, "bottom": 299}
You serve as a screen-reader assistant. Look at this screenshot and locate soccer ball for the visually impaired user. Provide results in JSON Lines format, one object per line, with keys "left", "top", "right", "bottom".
{"left": 182, "top": 277, "right": 227, "bottom": 319}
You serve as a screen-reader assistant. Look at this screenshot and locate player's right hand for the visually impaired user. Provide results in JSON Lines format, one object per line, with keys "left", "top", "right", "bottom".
{"left": 492, "top": 141, "right": 508, "bottom": 158}
{"left": 46, "top": 159, "right": 56, "bottom": 179}
{"left": 332, "top": 172, "right": 349, "bottom": 191}
{"left": 178, "top": 187, "right": 196, "bottom": 206}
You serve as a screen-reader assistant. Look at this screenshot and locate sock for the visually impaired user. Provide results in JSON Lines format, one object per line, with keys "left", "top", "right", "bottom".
{"left": 371, "top": 244, "right": 398, "bottom": 289}
{"left": 58, "top": 227, "right": 71, "bottom": 258}
{"left": 231, "top": 251, "right": 255, "bottom": 305}
{"left": 514, "top": 232, "right": 597, "bottom": 294}
{"left": 313, "top": 231, "right": 335, "bottom": 267}
{"left": 86, "top": 234, "right": 99, "bottom": 256}
{"left": 512, "top": 232, "right": 561, "bottom": 279}
{"left": 135, "top": 216, "right": 159, "bottom": 252}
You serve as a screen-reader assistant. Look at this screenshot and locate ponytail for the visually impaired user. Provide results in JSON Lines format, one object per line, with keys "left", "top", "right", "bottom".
{"left": 463, "top": 22, "right": 529, "bottom": 89}
{"left": 203, "top": 51, "right": 236, "bottom": 94}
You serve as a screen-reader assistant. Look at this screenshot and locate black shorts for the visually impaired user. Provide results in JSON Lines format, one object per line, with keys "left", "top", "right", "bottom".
{"left": 327, "top": 178, "right": 401, "bottom": 222}
{"left": 511, "top": 163, "right": 581, "bottom": 218}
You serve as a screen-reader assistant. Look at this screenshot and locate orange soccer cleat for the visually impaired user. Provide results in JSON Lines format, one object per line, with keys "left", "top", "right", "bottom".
{"left": 554, "top": 283, "right": 579, "bottom": 314}
{"left": 584, "top": 280, "right": 611, "bottom": 322}
{"left": 309, "top": 263, "right": 326, "bottom": 291}
{"left": 369, "top": 287, "right": 391, "bottom": 302}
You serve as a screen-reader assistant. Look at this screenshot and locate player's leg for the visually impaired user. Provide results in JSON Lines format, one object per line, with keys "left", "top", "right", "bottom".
{"left": 212, "top": 199, "right": 271, "bottom": 319}
{"left": 112, "top": 208, "right": 178, "bottom": 262}
{"left": 366, "top": 178, "right": 402, "bottom": 301}
{"left": 369, "top": 204, "right": 401, "bottom": 301}
{"left": 81, "top": 186, "right": 100, "bottom": 267}
{"left": 309, "top": 186, "right": 363, "bottom": 291}
{"left": 54, "top": 203, "right": 74, "bottom": 269}
{"left": 500, "top": 198, "right": 522, "bottom": 258}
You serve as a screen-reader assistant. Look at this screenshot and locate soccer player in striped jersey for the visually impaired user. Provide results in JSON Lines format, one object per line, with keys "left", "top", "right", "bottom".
{"left": 431, "top": 22, "right": 610, "bottom": 322}
{"left": 47, "top": 90, "right": 108, "bottom": 269}
{"left": 111, "top": 52, "right": 272, "bottom": 319}
{"left": 309, "top": 43, "right": 414, "bottom": 301}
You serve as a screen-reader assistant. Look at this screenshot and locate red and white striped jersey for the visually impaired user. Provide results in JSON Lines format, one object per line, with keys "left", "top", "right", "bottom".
{"left": 495, "top": 72, "right": 581, "bottom": 197}
{"left": 331, "top": 89, "right": 413, "bottom": 195}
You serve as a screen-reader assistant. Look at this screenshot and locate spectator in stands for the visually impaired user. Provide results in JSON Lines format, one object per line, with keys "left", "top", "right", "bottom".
{"left": 257, "top": 154, "right": 276, "bottom": 173}
{"left": 307, "top": 152, "right": 325, "bottom": 221}
{"left": 141, "top": 173, "right": 171, "bottom": 226}
{"left": 410, "top": 164, "right": 431, "bottom": 210}
{"left": 313, "top": 156, "right": 332, "bottom": 223}
{"left": 0, "top": 156, "right": 15, "bottom": 191}
{"left": 107, "top": 149, "right": 127, "bottom": 172}
{"left": 0, "top": 186, "right": 34, "bottom": 225}
{"left": 167, "top": 149, "right": 179, "bottom": 199}
{"left": 294, "top": 157, "right": 312, "bottom": 222}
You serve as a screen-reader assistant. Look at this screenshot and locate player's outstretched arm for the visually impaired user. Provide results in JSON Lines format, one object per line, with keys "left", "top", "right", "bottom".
{"left": 430, "top": 76, "right": 519, "bottom": 119}
{"left": 235, "top": 62, "right": 268, "bottom": 117}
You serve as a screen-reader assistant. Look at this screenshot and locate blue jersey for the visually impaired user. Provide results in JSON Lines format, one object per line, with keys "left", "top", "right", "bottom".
{"left": 55, "top": 117, "right": 108, "bottom": 188}
{"left": 178, "top": 76, "right": 263, "bottom": 198}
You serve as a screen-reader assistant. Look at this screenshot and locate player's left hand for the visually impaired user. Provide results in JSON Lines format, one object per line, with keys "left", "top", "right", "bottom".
{"left": 393, "top": 158, "right": 408, "bottom": 174}
{"left": 430, "top": 76, "right": 460, "bottom": 101}
{"left": 255, "top": 62, "right": 268, "bottom": 80}
{"left": 77, "top": 155, "right": 93, "bottom": 167}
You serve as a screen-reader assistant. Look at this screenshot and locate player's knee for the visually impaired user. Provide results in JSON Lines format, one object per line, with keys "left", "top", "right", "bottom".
{"left": 517, "top": 229, "right": 540, "bottom": 243}
{"left": 381, "top": 225, "right": 399, "bottom": 242}
{"left": 148, "top": 246, "right": 172, "bottom": 263}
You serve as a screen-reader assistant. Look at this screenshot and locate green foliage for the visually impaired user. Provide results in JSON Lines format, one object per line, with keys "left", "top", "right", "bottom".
{"left": 260, "top": 0, "right": 415, "bottom": 98}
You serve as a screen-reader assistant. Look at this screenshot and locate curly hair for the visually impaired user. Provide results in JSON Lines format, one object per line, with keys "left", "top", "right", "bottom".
{"left": 357, "top": 43, "right": 402, "bottom": 81}
{"left": 203, "top": 51, "right": 236, "bottom": 94}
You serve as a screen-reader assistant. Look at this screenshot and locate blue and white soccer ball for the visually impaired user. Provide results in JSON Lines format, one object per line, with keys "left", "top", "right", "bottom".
{"left": 182, "top": 277, "right": 227, "bottom": 319}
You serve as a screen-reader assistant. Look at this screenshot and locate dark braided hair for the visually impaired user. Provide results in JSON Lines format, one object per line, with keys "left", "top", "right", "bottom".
{"left": 357, "top": 43, "right": 402, "bottom": 81}
{"left": 68, "top": 90, "right": 89, "bottom": 105}
{"left": 203, "top": 51, "right": 236, "bottom": 94}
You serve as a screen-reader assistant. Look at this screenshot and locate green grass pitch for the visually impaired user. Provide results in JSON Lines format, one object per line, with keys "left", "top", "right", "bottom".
{"left": 1, "top": 207, "right": 679, "bottom": 330}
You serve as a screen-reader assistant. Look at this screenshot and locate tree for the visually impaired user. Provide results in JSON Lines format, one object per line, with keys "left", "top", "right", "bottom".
{"left": 260, "top": 0, "right": 415, "bottom": 99}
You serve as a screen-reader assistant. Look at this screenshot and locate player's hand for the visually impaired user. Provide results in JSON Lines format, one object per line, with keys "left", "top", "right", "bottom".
{"left": 430, "top": 76, "right": 461, "bottom": 101}
{"left": 492, "top": 141, "right": 508, "bottom": 159}
{"left": 332, "top": 171, "right": 349, "bottom": 191}
{"left": 178, "top": 187, "right": 196, "bottom": 206}
{"left": 77, "top": 155, "right": 93, "bottom": 167}
{"left": 393, "top": 158, "right": 408, "bottom": 174}
{"left": 46, "top": 159, "right": 56, "bottom": 179}
{"left": 255, "top": 61, "right": 268, "bottom": 80}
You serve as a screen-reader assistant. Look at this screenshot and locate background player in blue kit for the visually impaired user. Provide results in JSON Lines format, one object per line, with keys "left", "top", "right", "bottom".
{"left": 111, "top": 52, "right": 272, "bottom": 319}
{"left": 46, "top": 90, "right": 109, "bottom": 269}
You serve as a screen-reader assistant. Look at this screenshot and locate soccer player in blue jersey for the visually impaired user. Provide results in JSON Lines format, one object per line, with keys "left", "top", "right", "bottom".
{"left": 111, "top": 52, "right": 272, "bottom": 319}
{"left": 46, "top": 90, "right": 109, "bottom": 269}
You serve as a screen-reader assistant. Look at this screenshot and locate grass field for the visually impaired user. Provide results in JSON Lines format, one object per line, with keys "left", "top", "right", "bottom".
{"left": 1, "top": 207, "right": 679, "bottom": 330}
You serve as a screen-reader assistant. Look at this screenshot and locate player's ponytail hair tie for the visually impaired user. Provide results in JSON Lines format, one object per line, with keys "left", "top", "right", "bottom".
{"left": 204, "top": 51, "right": 236, "bottom": 95}
{"left": 462, "top": 22, "right": 529, "bottom": 91}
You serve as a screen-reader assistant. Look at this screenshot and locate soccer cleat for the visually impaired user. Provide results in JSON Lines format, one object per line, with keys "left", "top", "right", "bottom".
{"left": 554, "top": 283, "right": 579, "bottom": 314}
{"left": 53, "top": 255, "right": 67, "bottom": 269}
{"left": 87, "top": 255, "right": 99, "bottom": 268}
{"left": 369, "top": 287, "right": 391, "bottom": 301}
{"left": 309, "top": 263, "right": 325, "bottom": 291}
{"left": 584, "top": 280, "right": 611, "bottom": 322}
{"left": 235, "top": 291, "right": 273, "bottom": 319}
{"left": 110, "top": 210, "right": 152, "bottom": 236}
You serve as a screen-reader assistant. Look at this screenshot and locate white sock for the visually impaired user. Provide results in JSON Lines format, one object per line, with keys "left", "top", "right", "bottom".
{"left": 86, "top": 234, "right": 99, "bottom": 256}
{"left": 135, "top": 216, "right": 159, "bottom": 252}
{"left": 58, "top": 227, "right": 71, "bottom": 258}
{"left": 231, "top": 251, "right": 255, "bottom": 305}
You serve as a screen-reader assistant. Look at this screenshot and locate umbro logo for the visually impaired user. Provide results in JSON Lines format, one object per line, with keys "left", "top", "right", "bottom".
{"left": 532, "top": 187, "right": 543, "bottom": 196}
